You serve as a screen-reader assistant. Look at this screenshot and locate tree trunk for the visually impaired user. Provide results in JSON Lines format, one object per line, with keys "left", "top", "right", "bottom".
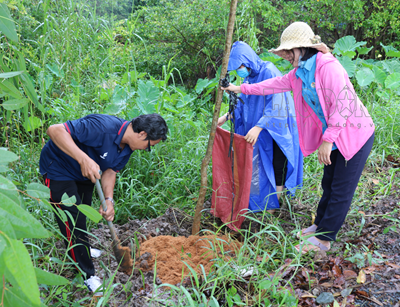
{"left": 191, "top": 0, "right": 238, "bottom": 235}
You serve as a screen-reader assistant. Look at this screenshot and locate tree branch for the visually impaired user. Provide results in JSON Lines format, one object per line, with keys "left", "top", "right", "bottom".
{"left": 192, "top": 0, "right": 239, "bottom": 235}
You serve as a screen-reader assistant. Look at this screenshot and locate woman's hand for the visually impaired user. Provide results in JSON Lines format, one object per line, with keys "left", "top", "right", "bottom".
{"left": 318, "top": 141, "right": 333, "bottom": 166}
{"left": 217, "top": 114, "right": 227, "bottom": 127}
{"left": 221, "top": 83, "right": 241, "bottom": 94}
{"left": 244, "top": 126, "right": 263, "bottom": 146}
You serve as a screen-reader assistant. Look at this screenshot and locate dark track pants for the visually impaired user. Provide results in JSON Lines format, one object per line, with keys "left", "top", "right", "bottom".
{"left": 273, "top": 139, "right": 288, "bottom": 186}
{"left": 314, "top": 133, "right": 374, "bottom": 241}
{"left": 44, "top": 175, "right": 95, "bottom": 278}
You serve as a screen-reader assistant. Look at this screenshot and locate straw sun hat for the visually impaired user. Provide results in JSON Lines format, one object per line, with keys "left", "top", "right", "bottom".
{"left": 269, "top": 22, "right": 330, "bottom": 58}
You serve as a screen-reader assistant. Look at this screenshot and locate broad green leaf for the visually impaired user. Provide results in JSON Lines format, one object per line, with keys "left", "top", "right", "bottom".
{"left": 195, "top": 78, "right": 213, "bottom": 94}
{"left": 77, "top": 205, "right": 102, "bottom": 223}
{"left": 0, "top": 255, "right": 4, "bottom": 280}
{"left": 0, "top": 231, "right": 8, "bottom": 254}
{"left": 0, "top": 165, "right": 8, "bottom": 172}
{"left": 0, "top": 218, "right": 16, "bottom": 239}
{"left": 356, "top": 46, "right": 373, "bottom": 55}
{"left": 0, "top": 193, "right": 49, "bottom": 239}
{"left": 46, "top": 63, "right": 65, "bottom": 78}
{"left": 0, "top": 148, "right": 18, "bottom": 163}
{"left": 356, "top": 67, "right": 374, "bottom": 87}
{"left": 127, "top": 106, "right": 140, "bottom": 119}
{"left": 135, "top": 80, "right": 159, "bottom": 114}
{"left": 61, "top": 193, "right": 76, "bottom": 207}
{"left": 337, "top": 56, "right": 356, "bottom": 78}
{"left": 0, "top": 71, "right": 24, "bottom": 79}
{"left": 34, "top": 268, "right": 69, "bottom": 286}
{"left": 1, "top": 98, "right": 29, "bottom": 110}
{"left": 4, "top": 239, "right": 41, "bottom": 306}
{"left": 333, "top": 36, "right": 366, "bottom": 57}
{"left": 22, "top": 115, "right": 43, "bottom": 132}
{"left": 259, "top": 51, "right": 283, "bottom": 64}
{"left": 360, "top": 60, "right": 373, "bottom": 69}
{"left": 380, "top": 43, "right": 400, "bottom": 58}
{"left": 105, "top": 85, "right": 129, "bottom": 115}
{"left": 385, "top": 73, "right": 400, "bottom": 90}
{"left": 56, "top": 206, "right": 68, "bottom": 222}
{"left": 0, "top": 79, "right": 23, "bottom": 99}
{"left": 1, "top": 282, "right": 44, "bottom": 307}
{"left": 27, "top": 183, "right": 49, "bottom": 199}
{"left": 0, "top": 189, "right": 21, "bottom": 208}
{"left": 0, "top": 4, "right": 18, "bottom": 42}
{"left": 0, "top": 174, "right": 17, "bottom": 191}
{"left": 342, "top": 51, "right": 356, "bottom": 58}
{"left": 382, "top": 59, "right": 400, "bottom": 74}
{"left": 372, "top": 66, "right": 387, "bottom": 85}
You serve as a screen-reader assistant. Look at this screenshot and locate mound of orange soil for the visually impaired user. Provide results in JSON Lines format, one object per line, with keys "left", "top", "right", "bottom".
{"left": 136, "top": 235, "right": 240, "bottom": 285}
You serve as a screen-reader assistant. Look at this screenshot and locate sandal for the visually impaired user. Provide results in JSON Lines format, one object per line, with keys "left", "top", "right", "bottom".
{"left": 296, "top": 224, "right": 318, "bottom": 239}
{"left": 295, "top": 236, "right": 330, "bottom": 254}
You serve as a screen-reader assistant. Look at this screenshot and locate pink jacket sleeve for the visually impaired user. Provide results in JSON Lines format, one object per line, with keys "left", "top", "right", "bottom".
{"left": 240, "top": 70, "right": 293, "bottom": 96}
{"left": 319, "top": 61, "right": 353, "bottom": 144}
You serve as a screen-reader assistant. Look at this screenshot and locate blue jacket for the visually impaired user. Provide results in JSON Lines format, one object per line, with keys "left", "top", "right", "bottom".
{"left": 228, "top": 41, "right": 303, "bottom": 211}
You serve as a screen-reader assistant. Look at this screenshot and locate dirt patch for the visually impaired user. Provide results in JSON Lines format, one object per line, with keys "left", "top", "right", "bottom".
{"left": 137, "top": 235, "right": 240, "bottom": 285}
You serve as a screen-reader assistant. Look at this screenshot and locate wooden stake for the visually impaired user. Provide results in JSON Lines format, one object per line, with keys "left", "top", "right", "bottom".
{"left": 192, "top": 0, "right": 238, "bottom": 235}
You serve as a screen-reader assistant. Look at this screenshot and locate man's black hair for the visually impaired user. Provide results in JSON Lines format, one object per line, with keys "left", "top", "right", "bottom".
{"left": 131, "top": 114, "right": 168, "bottom": 141}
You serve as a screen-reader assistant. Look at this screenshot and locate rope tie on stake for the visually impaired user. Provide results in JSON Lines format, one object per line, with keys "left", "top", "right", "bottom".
{"left": 219, "top": 73, "right": 244, "bottom": 223}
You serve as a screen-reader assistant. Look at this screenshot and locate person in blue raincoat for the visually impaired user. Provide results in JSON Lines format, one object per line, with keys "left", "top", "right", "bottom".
{"left": 218, "top": 41, "right": 303, "bottom": 212}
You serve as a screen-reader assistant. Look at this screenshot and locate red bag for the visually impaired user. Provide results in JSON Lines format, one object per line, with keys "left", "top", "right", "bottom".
{"left": 211, "top": 127, "right": 254, "bottom": 231}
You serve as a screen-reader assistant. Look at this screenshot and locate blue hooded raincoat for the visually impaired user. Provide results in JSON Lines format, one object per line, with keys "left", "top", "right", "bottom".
{"left": 228, "top": 41, "right": 303, "bottom": 211}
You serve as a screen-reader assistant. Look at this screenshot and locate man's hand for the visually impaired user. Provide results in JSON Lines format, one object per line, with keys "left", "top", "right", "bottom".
{"left": 99, "top": 199, "right": 115, "bottom": 222}
{"left": 244, "top": 126, "right": 263, "bottom": 146}
{"left": 318, "top": 141, "right": 333, "bottom": 166}
{"left": 46, "top": 124, "right": 101, "bottom": 182}
{"left": 79, "top": 156, "right": 101, "bottom": 183}
{"left": 100, "top": 168, "right": 117, "bottom": 222}
{"left": 221, "top": 83, "right": 242, "bottom": 94}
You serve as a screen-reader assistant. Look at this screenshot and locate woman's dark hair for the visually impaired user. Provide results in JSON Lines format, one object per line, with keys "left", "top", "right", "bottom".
{"left": 289, "top": 47, "right": 319, "bottom": 63}
{"left": 131, "top": 114, "right": 168, "bottom": 141}
{"left": 299, "top": 47, "right": 319, "bottom": 61}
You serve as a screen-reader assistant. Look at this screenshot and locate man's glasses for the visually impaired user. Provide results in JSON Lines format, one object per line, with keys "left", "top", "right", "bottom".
{"left": 145, "top": 139, "right": 151, "bottom": 152}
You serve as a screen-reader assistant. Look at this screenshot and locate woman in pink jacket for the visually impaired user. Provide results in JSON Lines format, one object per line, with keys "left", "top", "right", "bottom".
{"left": 222, "top": 22, "right": 375, "bottom": 253}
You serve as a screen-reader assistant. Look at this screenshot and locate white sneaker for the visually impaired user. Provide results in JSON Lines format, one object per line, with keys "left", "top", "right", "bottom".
{"left": 84, "top": 276, "right": 103, "bottom": 296}
{"left": 90, "top": 247, "right": 102, "bottom": 258}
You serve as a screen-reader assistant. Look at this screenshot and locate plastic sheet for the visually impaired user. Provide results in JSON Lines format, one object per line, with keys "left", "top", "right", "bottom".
{"left": 211, "top": 127, "right": 253, "bottom": 230}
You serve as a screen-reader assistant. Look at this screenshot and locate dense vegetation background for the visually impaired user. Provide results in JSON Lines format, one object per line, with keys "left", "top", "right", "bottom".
{"left": 1, "top": 0, "right": 400, "bottom": 306}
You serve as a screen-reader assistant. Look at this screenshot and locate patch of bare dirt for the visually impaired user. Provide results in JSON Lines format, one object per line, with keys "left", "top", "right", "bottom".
{"left": 137, "top": 234, "right": 240, "bottom": 285}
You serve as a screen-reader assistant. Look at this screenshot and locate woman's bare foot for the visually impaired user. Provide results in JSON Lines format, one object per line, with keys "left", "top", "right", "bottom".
{"left": 295, "top": 236, "right": 330, "bottom": 254}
